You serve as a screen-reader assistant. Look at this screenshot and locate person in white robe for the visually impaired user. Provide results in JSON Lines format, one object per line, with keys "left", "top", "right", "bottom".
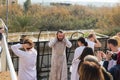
{"left": 11, "top": 39, "right": 37, "bottom": 80}
{"left": 71, "top": 37, "right": 87, "bottom": 80}
{"left": 85, "top": 33, "right": 101, "bottom": 51}
{"left": 48, "top": 30, "right": 72, "bottom": 80}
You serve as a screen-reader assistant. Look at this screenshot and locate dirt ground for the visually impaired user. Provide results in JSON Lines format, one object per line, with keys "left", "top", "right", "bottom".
{"left": 0, "top": 71, "right": 11, "bottom": 80}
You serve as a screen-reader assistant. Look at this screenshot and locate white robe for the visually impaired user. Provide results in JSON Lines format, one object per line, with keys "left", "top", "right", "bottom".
{"left": 11, "top": 44, "right": 37, "bottom": 80}
{"left": 85, "top": 38, "right": 95, "bottom": 51}
{"left": 71, "top": 46, "right": 85, "bottom": 80}
{"left": 48, "top": 38, "right": 72, "bottom": 80}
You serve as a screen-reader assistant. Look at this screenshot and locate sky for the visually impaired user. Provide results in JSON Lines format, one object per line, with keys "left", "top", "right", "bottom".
{"left": 18, "top": 0, "right": 120, "bottom": 4}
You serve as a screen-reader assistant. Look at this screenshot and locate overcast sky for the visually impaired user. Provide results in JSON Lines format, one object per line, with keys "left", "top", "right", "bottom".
{"left": 18, "top": 0, "right": 120, "bottom": 4}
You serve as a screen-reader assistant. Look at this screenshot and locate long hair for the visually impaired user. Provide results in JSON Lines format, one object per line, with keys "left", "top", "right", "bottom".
{"left": 78, "top": 61, "right": 105, "bottom": 80}
{"left": 78, "top": 47, "right": 94, "bottom": 61}
{"left": 77, "top": 47, "right": 94, "bottom": 69}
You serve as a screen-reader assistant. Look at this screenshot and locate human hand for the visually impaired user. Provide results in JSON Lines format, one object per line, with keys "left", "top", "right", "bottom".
{"left": 96, "top": 51, "right": 102, "bottom": 62}
{"left": 96, "top": 51, "right": 106, "bottom": 61}
{"left": 22, "top": 44, "right": 27, "bottom": 51}
{"left": 106, "top": 51, "right": 112, "bottom": 61}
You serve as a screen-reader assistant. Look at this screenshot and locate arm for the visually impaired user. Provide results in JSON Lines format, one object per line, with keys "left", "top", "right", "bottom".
{"left": 63, "top": 38, "right": 72, "bottom": 48}
{"left": 103, "top": 52, "right": 113, "bottom": 71}
{"left": 92, "top": 34, "right": 101, "bottom": 47}
{"left": 48, "top": 38, "right": 57, "bottom": 48}
{"left": 94, "top": 38, "right": 102, "bottom": 47}
{"left": 11, "top": 44, "right": 27, "bottom": 57}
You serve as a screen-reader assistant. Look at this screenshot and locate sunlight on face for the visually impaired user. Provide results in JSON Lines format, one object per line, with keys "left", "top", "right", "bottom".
{"left": 57, "top": 33, "right": 64, "bottom": 41}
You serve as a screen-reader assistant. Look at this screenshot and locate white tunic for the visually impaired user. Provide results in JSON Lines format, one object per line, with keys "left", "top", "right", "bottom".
{"left": 71, "top": 46, "right": 85, "bottom": 80}
{"left": 11, "top": 44, "right": 37, "bottom": 80}
{"left": 48, "top": 38, "right": 72, "bottom": 80}
{"left": 85, "top": 38, "right": 95, "bottom": 51}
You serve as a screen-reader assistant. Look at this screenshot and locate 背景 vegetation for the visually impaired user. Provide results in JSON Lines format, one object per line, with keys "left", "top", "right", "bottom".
{"left": 0, "top": 0, "right": 120, "bottom": 36}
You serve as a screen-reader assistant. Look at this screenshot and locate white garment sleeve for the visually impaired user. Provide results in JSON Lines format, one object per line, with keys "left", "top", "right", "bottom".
{"left": 11, "top": 43, "right": 27, "bottom": 57}
{"left": 63, "top": 38, "right": 72, "bottom": 48}
{"left": 48, "top": 38, "right": 57, "bottom": 47}
{"left": 72, "top": 49, "right": 80, "bottom": 63}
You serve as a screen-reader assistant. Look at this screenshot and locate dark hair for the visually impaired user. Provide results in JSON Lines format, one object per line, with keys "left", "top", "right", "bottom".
{"left": 108, "top": 39, "right": 118, "bottom": 47}
{"left": 56, "top": 30, "right": 63, "bottom": 35}
{"left": 20, "top": 35, "right": 28, "bottom": 44}
{"left": 77, "top": 37, "right": 88, "bottom": 46}
{"left": 79, "top": 47, "right": 94, "bottom": 61}
{"left": 78, "top": 47, "right": 94, "bottom": 71}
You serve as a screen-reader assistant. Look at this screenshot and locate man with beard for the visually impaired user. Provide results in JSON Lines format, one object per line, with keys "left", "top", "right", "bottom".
{"left": 48, "top": 30, "right": 72, "bottom": 80}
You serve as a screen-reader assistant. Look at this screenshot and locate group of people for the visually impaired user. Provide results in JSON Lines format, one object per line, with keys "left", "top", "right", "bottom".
{"left": 10, "top": 30, "right": 120, "bottom": 80}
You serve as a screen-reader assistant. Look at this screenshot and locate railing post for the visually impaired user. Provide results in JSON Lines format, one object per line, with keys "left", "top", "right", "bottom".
{"left": 0, "top": 19, "right": 17, "bottom": 80}
{"left": 1, "top": 37, "right": 7, "bottom": 71}
{"left": 2, "top": 33, "right": 17, "bottom": 80}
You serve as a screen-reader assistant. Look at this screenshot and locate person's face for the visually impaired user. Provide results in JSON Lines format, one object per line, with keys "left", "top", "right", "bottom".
{"left": 57, "top": 32, "right": 64, "bottom": 41}
{"left": 107, "top": 43, "right": 112, "bottom": 50}
{"left": 78, "top": 41, "right": 83, "bottom": 46}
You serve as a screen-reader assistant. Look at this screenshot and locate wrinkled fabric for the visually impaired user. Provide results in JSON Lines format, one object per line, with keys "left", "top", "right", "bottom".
{"left": 71, "top": 46, "right": 85, "bottom": 80}
{"left": 48, "top": 38, "right": 72, "bottom": 80}
{"left": 11, "top": 44, "right": 37, "bottom": 80}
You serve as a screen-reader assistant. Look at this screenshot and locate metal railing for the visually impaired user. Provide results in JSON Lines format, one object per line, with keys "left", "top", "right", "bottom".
{"left": 8, "top": 37, "right": 108, "bottom": 80}
{"left": 0, "top": 19, "right": 17, "bottom": 80}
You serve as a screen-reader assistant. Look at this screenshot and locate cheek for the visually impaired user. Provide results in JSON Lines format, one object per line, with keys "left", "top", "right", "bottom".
{"left": 58, "top": 35, "right": 63, "bottom": 38}
{"left": 107, "top": 45, "right": 111, "bottom": 49}
{"left": 78, "top": 42, "right": 81, "bottom": 46}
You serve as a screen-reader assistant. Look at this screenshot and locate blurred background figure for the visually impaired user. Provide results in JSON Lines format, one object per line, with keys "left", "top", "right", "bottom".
{"left": 83, "top": 55, "right": 113, "bottom": 80}
{"left": 109, "top": 51, "right": 120, "bottom": 80}
{"left": 19, "top": 35, "right": 28, "bottom": 44}
{"left": 112, "top": 32, "right": 120, "bottom": 47}
{"left": 86, "top": 33, "right": 101, "bottom": 51}
{"left": 78, "top": 61, "right": 105, "bottom": 80}
{"left": 11, "top": 39, "right": 37, "bottom": 80}
{"left": 103, "top": 39, "right": 120, "bottom": 70}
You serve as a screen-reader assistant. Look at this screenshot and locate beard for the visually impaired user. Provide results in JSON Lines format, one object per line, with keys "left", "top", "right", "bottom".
{"left": 57, "top": 37, "right": 64, "bottom": 41}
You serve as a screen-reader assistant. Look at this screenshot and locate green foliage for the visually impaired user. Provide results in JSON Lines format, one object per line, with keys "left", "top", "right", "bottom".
{"left": 0, "top": 4, "right": 120, "bottom": 34}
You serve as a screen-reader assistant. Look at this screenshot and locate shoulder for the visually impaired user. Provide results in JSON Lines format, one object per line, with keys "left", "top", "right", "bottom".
{"left": 31, "top": 48, "right": 37, "bottom": 55}
{"left": 85, "top": 38, "right": 95, "bottom": 44}
{"left": 109, "top": 65, "right": 118, "bottom": 72}
{"left": 75, "top": 46, "right": 85, "bottom": 52}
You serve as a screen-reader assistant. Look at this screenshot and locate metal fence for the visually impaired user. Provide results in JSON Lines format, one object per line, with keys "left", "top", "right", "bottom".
{"left": 8, "top": 37, "right": 108, "bottom": 80}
